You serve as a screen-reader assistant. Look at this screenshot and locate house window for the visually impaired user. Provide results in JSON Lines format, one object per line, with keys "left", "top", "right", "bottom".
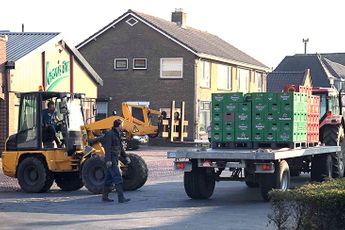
{"left": 199, "top": 101, "right": 211, "bottom": 133}
{"left": 200, "top": 61, "right": 211, "bottom": 88}
{"left": 255, "top": 72, "right": 263, "bottom": 92}
{"left": 237, "top": 68, "right": 250, "bottom": 93}
{"left": 160, "top": 58, "right": 183, "bottom": 79}
{"left": 217, "top": 64, "right": 232, "bottom": 90}
{"left": 133, "top": 58, "right": 147, "bottom": 70}
{"left": 114, "top": 58, "right": 128, "bottom": 70}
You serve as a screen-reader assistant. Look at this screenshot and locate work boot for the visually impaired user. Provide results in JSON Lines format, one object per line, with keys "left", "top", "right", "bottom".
{"left": 102, "top": 186, "right": 114, "bottom": 202}
{"left": 115, "top": 183, "right": 130, "bottom": 203}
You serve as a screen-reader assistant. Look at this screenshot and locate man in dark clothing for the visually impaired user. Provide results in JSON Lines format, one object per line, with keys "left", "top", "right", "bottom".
{"left": 102, "top": 119, "right": 131, "bottom": 203}
{"left": 42, "top": 101, "right": 62, "bottom": 148}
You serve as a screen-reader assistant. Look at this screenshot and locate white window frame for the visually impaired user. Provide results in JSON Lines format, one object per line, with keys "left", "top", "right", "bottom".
{"left": 199, "top": 101, "right": 211, "bottom": 133}
{"left": 133, "top": 58, "right": 147, "bottom": 70}
{"left": 237, "top": 68, "right": 250, "bottom": 93}
{"left": 160, "top": 58, "right": 183, "bottom": 79}
{"left": 200, "top": 61, "right": 211, "bottom": 88}
{"left": 217, "top": 64, "right": 232, "bottom": 90}
{"left": 255, "top": 71, "right": 263, "bottom": 92}
{"left": 114, "top": 58, "right": 128, "bottom": 70}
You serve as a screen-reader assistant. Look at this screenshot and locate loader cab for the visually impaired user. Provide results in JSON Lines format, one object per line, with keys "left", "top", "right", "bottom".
{"left": 6, "top": 91, "right": 85, "bottom": 154}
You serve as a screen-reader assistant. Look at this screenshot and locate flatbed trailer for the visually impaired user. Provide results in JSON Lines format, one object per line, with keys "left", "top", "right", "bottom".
{"left": 167, "top": 145, "right": 341, "bottom": 201}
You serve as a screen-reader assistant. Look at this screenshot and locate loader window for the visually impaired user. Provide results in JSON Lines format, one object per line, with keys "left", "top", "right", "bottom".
{"left": 132, "top": 107, "right": 145, "bottom": 123}
{"left": 17, "top": 95, "right": 39, "bottom": 149}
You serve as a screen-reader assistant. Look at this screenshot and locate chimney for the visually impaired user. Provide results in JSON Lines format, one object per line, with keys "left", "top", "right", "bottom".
{"left": 171, "top": 8, "right": 187, "bottom": 28}
{"left": 22, "top": 23, "right": 24, "bottom": 32}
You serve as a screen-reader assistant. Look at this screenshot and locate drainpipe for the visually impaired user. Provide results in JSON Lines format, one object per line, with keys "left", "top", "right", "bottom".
{"left": 194, "top": 58, "right": 201, "bottom": 140}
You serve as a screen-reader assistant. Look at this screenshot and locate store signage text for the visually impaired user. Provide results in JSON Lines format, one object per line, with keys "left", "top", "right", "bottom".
{"left": 46, "top": 60, "right": 70, "bottom": 91}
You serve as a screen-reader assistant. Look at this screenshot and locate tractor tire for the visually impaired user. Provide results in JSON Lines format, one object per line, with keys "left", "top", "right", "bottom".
{"left": 55, "top": 172, "right": 84, "bottom": 191}
{"left": 260, "top": 160, "right": 290, "bottom": 201}
{"left": 82, "top": 156, "right": 107, "bottom": 194}
{"left": 184, "top": 162, "right": 215, "bottom": 199}
{"left": 311, "top": 154, "right": 332, "bottom": 182}
{"left": 122, "top": 153, "right": 148, "bottom": 191}
{"left": 322, "top": 125, "right": 345, "bottom": 178}
{"left": 17, "top": 156, "right": 54, "bottom": 193}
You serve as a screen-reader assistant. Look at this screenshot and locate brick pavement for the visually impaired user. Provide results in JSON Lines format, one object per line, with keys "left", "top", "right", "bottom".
{"left": 0, "top": 145, "right": 184, "bottom": 192}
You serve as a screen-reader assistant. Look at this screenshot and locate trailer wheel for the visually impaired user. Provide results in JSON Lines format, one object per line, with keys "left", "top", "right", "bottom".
{"left": 311, "top": 154, "right": 332, "bottom": 182}
{"left": 122, "top": 153, "right": 148, "bottom": 191}
{"left": 244, "top": 170, "right": 259, "bottom": 188}
{"left": 82, "top": 156, "right": 106, "bottom": 194}
{"left": 17, "top": 156, "right": 54, "bottom": 193}
{"left": 55, "top": 172, "right": 84, "bottom": 191}
{"left": 184, "top": 162, "right": 215, "bottom": 199}
{"left": 322, "top": 125, "right": 345, "bottom": 178}
{"left": 260, "top": 160, "right": 290, "bottom": 201}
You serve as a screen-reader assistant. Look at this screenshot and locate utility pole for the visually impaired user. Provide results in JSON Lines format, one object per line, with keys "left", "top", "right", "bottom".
{"left": 302, "top": 38, "right": 309, "bottom": 54}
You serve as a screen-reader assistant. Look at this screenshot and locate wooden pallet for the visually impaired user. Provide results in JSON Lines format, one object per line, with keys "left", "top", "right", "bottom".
{"left": 253, "top": 141, "right": 307, "bottom": 149}
{"left": 307, "top": 142, "right": 320, "bottom": 147}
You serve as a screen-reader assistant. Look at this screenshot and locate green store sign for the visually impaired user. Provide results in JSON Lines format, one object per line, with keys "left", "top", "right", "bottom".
{"left": 45, "top": 60, "right": 70, "bottom": 91}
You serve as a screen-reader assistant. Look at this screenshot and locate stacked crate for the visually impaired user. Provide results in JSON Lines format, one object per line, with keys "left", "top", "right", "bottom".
{"left": 307, "top": 95, "right": 320, "bottom": 145}
{"left": 251, "top": 93, "right": 278, "bottom": 142}
{"left": 277, "top": 92, "right": 308, "bottom": 143}
{"left": 211, "top": 93, "right": 227, "bottom": 142}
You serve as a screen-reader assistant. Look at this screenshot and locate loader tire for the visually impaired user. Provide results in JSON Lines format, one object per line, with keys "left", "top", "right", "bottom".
{"left": 184, "top": 161, "right": 215, "bottom": 199}
{"left": 55, "top": 172, "right": 84, "bottom": 191}
{"left": 82, "top": 156, "right": 106, "bottom": 194}
{"left": 122, "top": 153, "right": 148, "bottom": 191}
{"left": 260, "top": 160, "right": 290, "bottom": 201}
{"left": 17, "top": 156, "right": 54, "bottom": 193}
{"left": 322, "top": 125, "right": 345, "bottom": 178}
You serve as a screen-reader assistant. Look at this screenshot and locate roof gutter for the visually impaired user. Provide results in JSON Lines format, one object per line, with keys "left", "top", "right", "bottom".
{"left": 198, "top": 53, "right": 271, "bottom": 72}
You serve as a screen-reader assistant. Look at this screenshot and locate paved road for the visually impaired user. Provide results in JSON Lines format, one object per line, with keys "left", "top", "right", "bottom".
{"left": 0, "top": 146, "right": 279, "bottom": 230}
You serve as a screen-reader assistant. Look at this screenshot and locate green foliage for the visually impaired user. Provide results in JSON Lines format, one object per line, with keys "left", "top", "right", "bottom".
{"left": 268, "top": 178, "right": 345, "bottom": 230}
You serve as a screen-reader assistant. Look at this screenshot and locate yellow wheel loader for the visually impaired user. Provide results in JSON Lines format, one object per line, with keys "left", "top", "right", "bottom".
{"left": 1, "top": 91, "right": 188, "bottom": 193}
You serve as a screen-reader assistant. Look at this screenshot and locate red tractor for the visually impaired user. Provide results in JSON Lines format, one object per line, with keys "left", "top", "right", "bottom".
{"left": 312, "top": 87, "right": 345, "bottom": 179}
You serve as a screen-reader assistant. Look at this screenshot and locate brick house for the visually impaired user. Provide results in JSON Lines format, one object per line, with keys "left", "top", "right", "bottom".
{"left": 0, "top": 35, "right": 8, "bottom": 152}
{"left": 77, "top": 9, "right": 270, "bottom": 140}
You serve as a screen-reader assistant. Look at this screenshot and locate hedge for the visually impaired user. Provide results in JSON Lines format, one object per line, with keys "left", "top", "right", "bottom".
{"left": 268, "top": 178, "right": 345, "bottom": 230}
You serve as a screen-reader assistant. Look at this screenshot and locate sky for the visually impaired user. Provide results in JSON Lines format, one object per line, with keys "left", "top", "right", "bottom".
{"left": 1, "top": 0, "right": 345, "bottom": 69}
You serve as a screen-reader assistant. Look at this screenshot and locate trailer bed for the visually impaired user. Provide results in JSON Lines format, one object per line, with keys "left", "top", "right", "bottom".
{"left": 167, "top": 146, "right": 341, "bottom": 160}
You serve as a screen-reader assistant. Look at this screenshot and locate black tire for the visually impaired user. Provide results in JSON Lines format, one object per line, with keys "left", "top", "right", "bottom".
{"left": 82, "top": 156, "right": 107, "bottom": 194}
{"left": 290, "top": 168, "right": 302, "bottom": 177}
{"left": 122, "top": 153, "right": 148, "bottom": 191}
{"left": 55, "top": 172, "right": 84, "bottom": 191}
{"left": 244, "top": 170, "right": 259, "bottom": 188}
{"left": 184, "top": 162, "right": 215, "bottom": 199}
{"left": 17, "top": 156, "right": 54, "bottom": 193}
{"left": 322, "top": 125, "right": 345, "bottom": 178}
{"left": 311, "top": 154, "right": 332, "bottom": 182}
{"left": 260, "top": 160, "right": 290, "bottom": 201}
{"left": 245, "top": 180, "right": 259, "bottom": 188}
